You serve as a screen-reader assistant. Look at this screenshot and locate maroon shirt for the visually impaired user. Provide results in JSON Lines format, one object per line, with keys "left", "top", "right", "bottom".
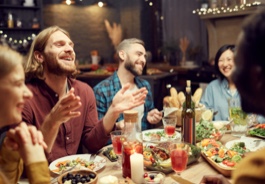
{"left": 22, "top": 78, "right": 110, "bottom": 163}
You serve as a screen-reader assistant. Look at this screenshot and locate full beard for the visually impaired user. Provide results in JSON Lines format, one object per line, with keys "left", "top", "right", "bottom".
{"left": 124, "top": 56, "right": 143, "bottom": 77}
{"left": 44, "top": 55, "right": 76, "bottom": 76}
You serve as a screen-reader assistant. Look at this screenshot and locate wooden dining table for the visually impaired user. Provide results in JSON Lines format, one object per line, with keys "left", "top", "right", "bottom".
{"left": 18, "top": 133, "right": 239, "bottom": 184}
{"left": 94, "top": 133, "right": 238, "bottom": 184}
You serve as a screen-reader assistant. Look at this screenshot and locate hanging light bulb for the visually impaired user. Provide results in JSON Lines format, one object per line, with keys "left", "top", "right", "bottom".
{"left": 61, "top": 0, "right": 75, "bottom": 5}
{"left": 98, "top": 1, "right": 104, "bottom": 7}
{"left": 95, "top": 0, "right": 109, "bottom": 7}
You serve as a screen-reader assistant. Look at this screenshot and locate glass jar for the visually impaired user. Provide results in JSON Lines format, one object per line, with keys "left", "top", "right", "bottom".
{"left": 122, "top": 110, "right": 143, "bottom": 183}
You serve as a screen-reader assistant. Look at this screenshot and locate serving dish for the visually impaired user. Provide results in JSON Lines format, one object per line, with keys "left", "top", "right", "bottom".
{"left": 247, "top": 124, "right": 265, "bottom": 139}
{"left": 201, "top": 153, "right": 234, "bottom": 177}
{"left": 143, "top": 141, "right": 201, "bottom": 174}
{"left": 49, "top": 154, "right": 106, "bottom": 175}
{"left": 142, "top": 129, "right": 181, "bottom": 142}
{"left": 198, "top": 138, "right": 253, "bottom": 177}
{"left": 225, "top": 137, "right": 265, "bottom": 152}
{"left": 102, "top": 147, "right": 118, "bottom": 162}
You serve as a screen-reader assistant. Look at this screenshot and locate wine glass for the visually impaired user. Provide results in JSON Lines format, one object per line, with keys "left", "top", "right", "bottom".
{"left": 169, "top": 141, "right": 189, "bottom": 177}
{"left": 110, "top": 130, "right": 125, "bottom": 169}
{"left": 162, "top": 115, "right": 177, "bottom": 139}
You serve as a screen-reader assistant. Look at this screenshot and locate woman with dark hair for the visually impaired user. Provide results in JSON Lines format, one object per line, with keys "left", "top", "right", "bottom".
{"left": 200, "top": 44, "right": 237, "bottom": 121}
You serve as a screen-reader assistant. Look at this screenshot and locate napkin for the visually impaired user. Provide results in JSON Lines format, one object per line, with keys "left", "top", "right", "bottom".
{"left": 171, "top": 175, "right": 194, "bottom": 184}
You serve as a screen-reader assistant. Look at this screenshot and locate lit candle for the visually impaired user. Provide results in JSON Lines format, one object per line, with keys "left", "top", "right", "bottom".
{"left": 130, "top": 153, "right": 144, "bottom": 183}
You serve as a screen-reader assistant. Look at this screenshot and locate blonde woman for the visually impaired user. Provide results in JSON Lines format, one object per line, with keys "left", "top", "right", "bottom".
{"left": 0, "top": 45, "right": 50, "bottom": 183}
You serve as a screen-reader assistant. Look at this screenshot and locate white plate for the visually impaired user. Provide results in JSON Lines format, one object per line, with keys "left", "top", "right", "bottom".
{"left": 225, "top": 137, "right": 265, "bottom": 152}
{"left": 49, "top": 154, "right": 106, "bottom": 174}
{"left": 142, "top": 128, "right": 181, "bottom": 142}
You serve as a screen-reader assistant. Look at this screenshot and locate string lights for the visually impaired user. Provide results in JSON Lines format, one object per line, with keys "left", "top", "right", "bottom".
{"left": 0, "top": 30, "right": 36, "bottom": 53}
{"left": 193, "top": 1, "right": 262, "bottom": 16}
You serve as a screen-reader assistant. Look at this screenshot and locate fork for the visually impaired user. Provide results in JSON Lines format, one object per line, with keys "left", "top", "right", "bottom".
{"left": 89, "top": 153, "right": 97, "bottom": 162}
{"left": 254, "top": 139, "right": 263, "bottom": 147}
{"left": 50, "top": 164, "right": 77, "bottom": 183}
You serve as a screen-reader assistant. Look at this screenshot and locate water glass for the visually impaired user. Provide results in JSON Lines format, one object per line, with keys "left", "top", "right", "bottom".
{"left": 162, "top": 116, "right": 177, "bottom": 139}
{"left": 228, "top": 98, "right": 248, "bottom": 137}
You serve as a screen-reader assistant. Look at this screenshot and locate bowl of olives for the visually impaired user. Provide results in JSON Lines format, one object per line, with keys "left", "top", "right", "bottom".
{"left": 57, "top": 169, "right": 98, "bottom": 184}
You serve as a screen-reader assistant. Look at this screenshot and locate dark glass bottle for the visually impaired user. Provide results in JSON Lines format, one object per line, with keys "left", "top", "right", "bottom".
{"left": 182, "top": 80, "right": 196, "bottom": 145}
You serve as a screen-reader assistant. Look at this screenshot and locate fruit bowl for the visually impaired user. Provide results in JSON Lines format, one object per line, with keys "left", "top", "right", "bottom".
{"left": 143, "top": 141, "right": 201, "bottom": 174}
{"left": 57, "top": 169, "right": 98, "bottom": 184}
{"left": 143, "top": 171, "right": 165, "bottom": 184}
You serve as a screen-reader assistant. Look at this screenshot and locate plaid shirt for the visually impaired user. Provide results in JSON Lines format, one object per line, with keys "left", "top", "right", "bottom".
{"left": 93, "top": 71, "right": 155, "bottom": 131}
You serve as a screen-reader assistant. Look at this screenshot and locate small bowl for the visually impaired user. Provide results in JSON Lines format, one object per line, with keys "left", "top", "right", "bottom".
{"left": 143, "top": 171, "right": 165, "bottom": 184}
{"left": 57, "top": 169, "right": 98, "bottom": 184}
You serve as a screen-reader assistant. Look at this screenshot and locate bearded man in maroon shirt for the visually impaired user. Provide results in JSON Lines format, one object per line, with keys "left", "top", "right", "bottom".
{"left": 22, "top": 26, "right": 147, "bottom": 163}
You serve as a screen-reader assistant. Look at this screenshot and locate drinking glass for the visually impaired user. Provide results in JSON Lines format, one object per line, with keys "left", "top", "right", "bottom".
{"left": 110, "top": 130, "right": 126, "bottom": 169}
{"left": 169, "top": 142, "right": 189, "bottom": 176}
{"left": 162, "top": 115, "right": 177, "bottom": 139}
{"left": 228, "top": 98, "right": 248, "bottom": 137}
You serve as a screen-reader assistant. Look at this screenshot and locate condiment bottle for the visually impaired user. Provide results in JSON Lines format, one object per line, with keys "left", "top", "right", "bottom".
{"left": 122, "top": 110, "right": 143, "bottom": 183}
{"left": 181, "top": 80, "right": 196, "bottom": 145}
{"left": 7, "top": 12, "right": 14, "bottom": 28}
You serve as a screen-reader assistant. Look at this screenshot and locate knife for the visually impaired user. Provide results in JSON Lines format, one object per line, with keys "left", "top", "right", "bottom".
{"left": 171, "top": 175, "right": 195, "bottom": 184}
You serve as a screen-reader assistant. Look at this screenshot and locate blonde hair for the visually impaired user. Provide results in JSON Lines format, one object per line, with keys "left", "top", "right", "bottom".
{"left": 0, "top": 45, "right": 24, "bottom": 79}
{"left": 24, "top": 26, "right": 71, "bottom": 80}
{"left": 116, "top": 38, "right": 144, "bottom": 54}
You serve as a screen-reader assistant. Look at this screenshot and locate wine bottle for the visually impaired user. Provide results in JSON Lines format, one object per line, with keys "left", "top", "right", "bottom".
{"left": 182, "top": 80, "right": 196, "bottom": 145}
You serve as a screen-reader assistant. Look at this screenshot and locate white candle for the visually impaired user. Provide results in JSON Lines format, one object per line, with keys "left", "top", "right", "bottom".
{"left": 130, "top": 153, "right": 144, "bottom": 184}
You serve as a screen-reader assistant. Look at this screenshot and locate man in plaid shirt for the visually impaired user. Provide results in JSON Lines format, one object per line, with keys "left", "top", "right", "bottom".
{"left": 94, "top": 38, "right": 162, "bottom": 135}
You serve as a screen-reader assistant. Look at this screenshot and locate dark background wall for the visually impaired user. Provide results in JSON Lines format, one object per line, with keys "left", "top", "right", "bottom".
{"left": 43, "top": 0, "right": 207, "bottom": 65}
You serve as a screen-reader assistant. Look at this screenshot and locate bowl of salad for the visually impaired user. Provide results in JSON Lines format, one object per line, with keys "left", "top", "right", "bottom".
{"left": 196, "top": 120, "right": 227, "bottom": 142}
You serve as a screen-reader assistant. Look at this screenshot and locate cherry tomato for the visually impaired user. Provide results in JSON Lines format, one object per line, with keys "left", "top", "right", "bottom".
{"left": 150, "top": 157, "right": 155, "bottom": 163}
{"left": 135, "top": 145, "right": 143, "bottom": 153}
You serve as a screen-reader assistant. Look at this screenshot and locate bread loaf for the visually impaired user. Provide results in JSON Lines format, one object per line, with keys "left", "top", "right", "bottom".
{"left": 178, "top": 92, "right": 185, "bottom": 107}
{"left": 193, "top": 88, "right": 203, "bottom": 107}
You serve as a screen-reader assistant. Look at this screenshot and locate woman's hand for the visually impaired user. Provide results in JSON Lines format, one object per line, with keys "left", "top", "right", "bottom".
{"left": 200, "top": 174, "right": 230, "bottom": 184}
{"left": 4, "top": 122, "right": 47, "bottom": 165}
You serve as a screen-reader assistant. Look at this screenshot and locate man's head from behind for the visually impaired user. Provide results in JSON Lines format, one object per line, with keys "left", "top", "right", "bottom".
{"left": 116, "top": 38, "right": 146, "bottom": 76}
{"left": 233, "top": 8, "right": 265, "bottom": 116}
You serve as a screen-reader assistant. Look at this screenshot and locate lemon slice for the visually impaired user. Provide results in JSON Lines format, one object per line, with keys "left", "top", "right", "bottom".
{"left": 202, "top": 109, "right": 213, "bottom": 121}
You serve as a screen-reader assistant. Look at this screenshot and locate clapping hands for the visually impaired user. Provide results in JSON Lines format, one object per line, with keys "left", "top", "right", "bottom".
{"left": 4, "top": 122, "right": 47, "bottom": 165}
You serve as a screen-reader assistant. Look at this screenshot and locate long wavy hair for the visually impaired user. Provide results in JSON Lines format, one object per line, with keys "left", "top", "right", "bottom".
{"left": 24, "top": 26, "right": 77, "bottom": 80}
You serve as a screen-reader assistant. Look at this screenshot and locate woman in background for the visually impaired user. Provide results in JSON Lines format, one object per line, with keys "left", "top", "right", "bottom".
{"left": 200, "top": 44, "right": 238, "bottom": 121}
{"left": 0, "top": 45, "right": 50, "bottom": 183}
